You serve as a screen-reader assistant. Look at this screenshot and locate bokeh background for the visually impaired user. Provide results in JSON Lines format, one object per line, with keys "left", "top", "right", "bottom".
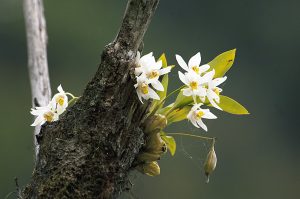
{"left": 1, "top": 0, "right": 299, "bottom": 198}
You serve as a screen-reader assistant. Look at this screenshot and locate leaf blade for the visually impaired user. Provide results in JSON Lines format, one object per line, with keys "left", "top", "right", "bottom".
{"left": 208, "top": 49, "right": 236, "bottom": 78}
{"left": 216, "top": 95, "right": 249, "bottom": 115}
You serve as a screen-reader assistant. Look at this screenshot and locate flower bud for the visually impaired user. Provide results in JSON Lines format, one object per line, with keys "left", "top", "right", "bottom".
{"left": 144, "top": 114, "right": 167, "bottom": 134}
{"left": 136, "top": 161, "right": 160, "bottom": 176}
{"left": 145, "top": 132, "right": 167, "bottom": 154}
{"left": 204, "top": 145, "right": 217, "bottom": 183}
{"left": 137, "top": 152, "right": 161, "bottom": 163}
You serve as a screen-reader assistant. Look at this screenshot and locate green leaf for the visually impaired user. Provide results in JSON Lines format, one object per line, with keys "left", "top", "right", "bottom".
{"left": 173, "top": 90, "right": 194, "bottom": 110}
{"left": 157, "top": 103, "right": 173, "bottom": 115}
{"left": 167, "top": 105, "right": 191, "bottom": 124}
{"left": 215, "top": 95, "right": 249, "bottom": 115}
{"left": 208, "top": 49, "right": 236, "bottom": 78}
{"left": 161, "top": 133, "right": 176, "bottom": 156}
{"left": 158, "top": 53, "right": 168, "bottom": 68}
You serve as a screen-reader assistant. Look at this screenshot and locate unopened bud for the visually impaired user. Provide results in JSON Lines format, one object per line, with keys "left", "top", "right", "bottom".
{"left": 145, "top": 133, "right": 167, "bottom": 154}
{"left": 204, "top": 145, "right": 217, "bottom": 183}
{"left": 144, "top": 114, "right": 167, "bottom": 134}
{"left": 136, "top": 161, "right": 160, "bottom": 176}
{"left": 137, "top": 152, "right": 161, "bottom": 163}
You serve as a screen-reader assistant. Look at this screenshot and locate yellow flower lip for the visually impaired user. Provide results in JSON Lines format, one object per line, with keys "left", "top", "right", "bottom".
{"left": 213, "top": 88, "right": 220, "bottom": 96}
{"left": 56, "top": 95, "right": 65, "bottom": 106}
{"left": 43, "top": 111, "right": 54, "bottom": 122}
{"left": 141, "top": 83, "right": 149, "bottom": 94}
{"left": 196, "top": 110, "right": 204, "bottom": 119}
{"left": 189, "top": 81, "right": 198, "bottom": 90}
{"left": 191, "top": 66, "right": 200, "bottom": 74}
{"left": 148, "top": 70, "right": 159, "bottom": 79}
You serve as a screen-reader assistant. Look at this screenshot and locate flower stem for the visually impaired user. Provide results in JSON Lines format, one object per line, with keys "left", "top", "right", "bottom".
{"left": 66, "top": 92, "right": 77, "bottom": 99}
{"left": 168, "top": 132, "right": 216, "bottom": 141}
{"left": 148, "top": 85, "right": 185, "bottom": 117}
{"left": 68, "top": 97, "right": 80, "bottom": 105}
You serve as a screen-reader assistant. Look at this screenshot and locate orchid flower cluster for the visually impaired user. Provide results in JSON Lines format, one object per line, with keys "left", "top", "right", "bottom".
{"left": 30, "top": 85, "right": 78, "bottom": 127}
{"left": 134, "top": 49, "right": 248, "bottom": 180}
{"left": 134, "top": 52, "right": 172, "bottom": 103}
{"left": 176, "top": 52, "right": 226, "bottom": 131}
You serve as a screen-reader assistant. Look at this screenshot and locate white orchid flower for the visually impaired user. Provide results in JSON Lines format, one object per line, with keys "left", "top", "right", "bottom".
{"left": 30, "top": 104, "right": 59, "bottom": 126}
{"left": 178, "top": 70, "right": 215, "bottom": 102}
{"left": 206, "top": 70, "right": 227, "bottom": 110}
{"left": 187, "top": 103, "right": 217, "bottom": 131}
{"left": 134, "top": 75, "right": 160, "bottom": 103}
{"left": 135, "top": 51, "right": 171, "bottom": 91}
{"left": 176, "top": 52, "right": 210, "bottom": 75}
{"left": 135, "top": 51, "right": 156, "bottom": 76}
{"left": 51, "top": 85, "right": 68, "bottom": 114}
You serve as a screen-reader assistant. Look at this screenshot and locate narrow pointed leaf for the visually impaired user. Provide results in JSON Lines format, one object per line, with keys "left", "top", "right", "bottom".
{"left": 167, "top": 106, "right": 191, "bottom": 124}
{"left": 208, "top": 49, "right": 236, "bottom": 78}
{"left": 158, "top": 53, "right": 167, "bottom": 68}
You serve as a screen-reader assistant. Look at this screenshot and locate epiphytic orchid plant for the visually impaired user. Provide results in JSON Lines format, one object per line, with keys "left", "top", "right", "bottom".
{"left": 134, "top": 49, "right": 249, "bottom": 182}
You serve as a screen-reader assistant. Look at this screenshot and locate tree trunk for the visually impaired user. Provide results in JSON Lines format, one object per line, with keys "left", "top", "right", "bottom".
{"left": 23, "top": 0, "right": 52, "bottom": 160}
{"left": 23, "top": 0, "right": 160, "bottom": 198}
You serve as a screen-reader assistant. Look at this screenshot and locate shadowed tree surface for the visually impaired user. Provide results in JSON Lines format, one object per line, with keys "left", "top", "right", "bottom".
{"left": 23, "top": 0, "right": 159, "bottom": 198}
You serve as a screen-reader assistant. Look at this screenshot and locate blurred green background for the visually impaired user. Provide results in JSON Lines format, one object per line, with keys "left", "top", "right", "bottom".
{"left": 0, "top": 0, "right": 299, "bottom": 198}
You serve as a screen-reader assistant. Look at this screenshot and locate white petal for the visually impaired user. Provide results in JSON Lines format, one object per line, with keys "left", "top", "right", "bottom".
{"left": 214, "top": 76, "right": 227, "bottom": 86}
{"left": 188, "top": 52, "right": 201, "bottom": 68}
{"left": 208, "top": 95, "right": 222, "bottom": 110}
{"left": 202, "top": 110, "right": 217, "bottom": 119}
{"left": 178, "top": 71, "right": 188, "bottom": 85}
{"left": 153, "top": 60, "right": 162, "bottom": 70}
{"left": 31, "top": 116, "right": 45, "bottom": 126}
{"left": 57, "top": 84, "right": 64, "bottom": 93}
{"left": 136, "top": 89, "right": 144, "bottom": 104}
{"left": 159, "top": 67, "right": 171, "bottom": 75}
{"left": 176, "top": 54, "right": 189, "bottom": 71}
{"left": 187, "top": 109, "right": 193, "bottom": 120}
{"left": 201, "top": 70, "right": 215, "bottom": 83}
{"left": 199, "top": 64, "right": 210, "bottom": 73}
{"left": 151, "top": 80, "right": 164, "bottom": 91}
{"left": 135, "top": 67, "right": 143, "bottom": 76}
{"left": 53, "top": 113, "right": 59, "bottom": 121}
{"left": 195, "top": 87, "right": 206, "bottom": 97}
{"left": 197, "top": 119, "right": 208, "bottom": 131}
{"left": 191, "top": 119, "right": 200, "bottom": 128}
{"left": 148, "top": 87, "right": 160, "bottom": 100}
{"left": 183, "top": 88, "right": 193, "bottom": 96}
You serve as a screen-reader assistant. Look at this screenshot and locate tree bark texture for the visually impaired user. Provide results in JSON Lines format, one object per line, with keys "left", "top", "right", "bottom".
{"left": 23, "top": 0, "right": 52, "bottom": 160}
{"left": 23, "top": 0, "right": 159, "bottom": 198}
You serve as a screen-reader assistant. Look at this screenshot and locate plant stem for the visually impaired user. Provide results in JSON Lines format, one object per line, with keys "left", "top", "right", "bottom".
{"left": 168, "top": 132, "right": 215, "bottom": 141}
{"left": 148, "top": 85, "right": 185, "bottom": 117}
{"left": 66, "top": 92, "right": 77, "bottom": 99}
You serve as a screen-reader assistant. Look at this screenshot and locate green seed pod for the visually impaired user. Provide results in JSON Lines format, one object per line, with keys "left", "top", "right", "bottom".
{"left": 144, "top": 114, "right": 167, "bottom": 134}
{"left": 145, "top": 133, "right": 167, "bottom": 154}
{"left": 204, "top": 145, "right": 217, "bottom": 183}
{"left": 137, "top": 152, "right": 161, "bottom": 163}
{"left": 136, "top": 161, "right": 160, "bottom": 176}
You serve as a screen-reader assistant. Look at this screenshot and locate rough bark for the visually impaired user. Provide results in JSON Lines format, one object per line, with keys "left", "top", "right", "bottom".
{"left": 23, "top": 0, "right": 159, "bottom": 198}
{"left": 23, "top": 0, "right": 52, "bottom": 160}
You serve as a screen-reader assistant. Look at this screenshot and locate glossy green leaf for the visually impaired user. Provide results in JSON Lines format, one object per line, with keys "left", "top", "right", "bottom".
{"left": 167, "top": 105, "right": 191, "bottom": 124}
{"left": 208, "top": 49, "right": 236, "bottom": 78}
{"left": 161, "top": 133, "right": 176, "bottom": 156}
{"left": 173, "top": 90, "right": 194, "bottom": 110}
{"left": 215, "top": 95, "right": 249, "bottom": 115}
{"left": 158, "top": 53, "right": 168, "bottom": 68}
